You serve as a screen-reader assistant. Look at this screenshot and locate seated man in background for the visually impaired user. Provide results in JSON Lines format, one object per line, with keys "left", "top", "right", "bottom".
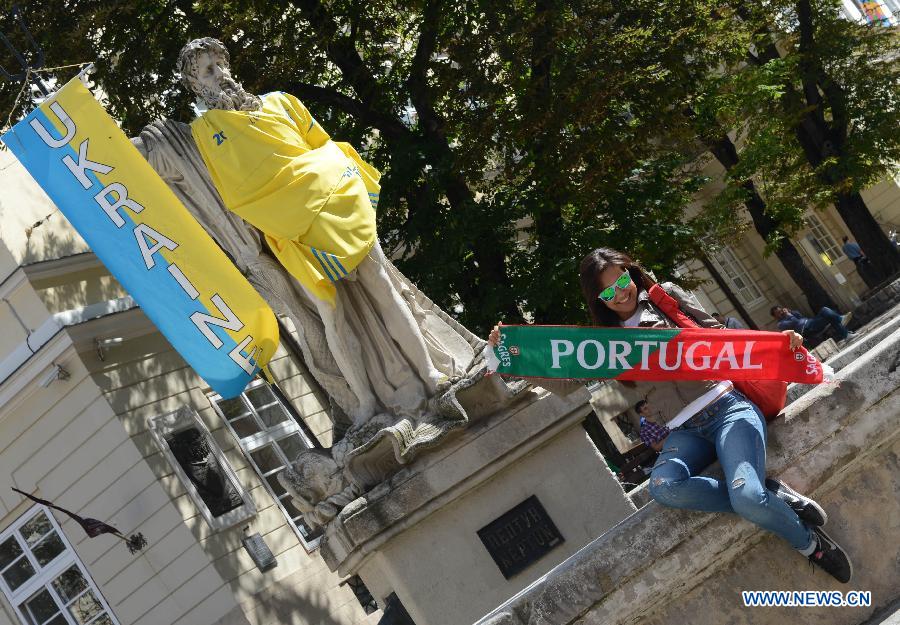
{"left": 712, "top": 312, "right": 744, "bottom": 329}
{"left": 636, "top": 400, "right": 670, "bottom": 453}
{"left": 770, "top": 305, "right": 855, "bottom": 342}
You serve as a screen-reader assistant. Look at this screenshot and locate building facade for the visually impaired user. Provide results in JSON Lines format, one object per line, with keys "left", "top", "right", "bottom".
{"left": 0, "top": 150, "right": 379, "bottom": 625}
{"left": 683, "top": 157, "right": 900, "bottom": 332}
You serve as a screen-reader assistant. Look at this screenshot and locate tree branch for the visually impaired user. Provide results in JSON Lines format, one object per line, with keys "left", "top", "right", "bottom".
{"left": 406, "top": 0, "right": 440, "bottom": 97}
{"left": 406, "top": 0, "right": 446, "bottom": 139}
{"left": 275, "top": 80, "right": 414, "bottom": 142}
{"left": 290, "top": 0, "right": 396, "bottom": 122}
{"left": 741, "top": 17, "right": 831, "bottom": 166}
{"left": 796, "top": 0, "right": 827, "bottom": 128}
{"left": 795, "top": 0, "right": 850, "bottom": 148}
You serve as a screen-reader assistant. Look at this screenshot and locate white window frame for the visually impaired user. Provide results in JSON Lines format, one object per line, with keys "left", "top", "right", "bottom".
{"left": 0, "top": 506, "right": 120, "bottom": 625}
{"left": 148, "top": 406, "right": 256, "bottom": 531}
{"left": 208, "top": 380, "right": 322, "bottom": 551}
{"left": 805, "top": 213, "right": 846, "bottom": 262}
{"left": 711, "top": 246, "right": 767, "bottom": 309}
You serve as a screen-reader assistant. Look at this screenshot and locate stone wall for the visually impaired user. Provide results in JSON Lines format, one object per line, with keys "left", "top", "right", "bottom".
{"left": 848, "top": 276, "right": 900, "bottom": 330}
{"left": 476, "top": 324, "right": 900, "bottom": 625}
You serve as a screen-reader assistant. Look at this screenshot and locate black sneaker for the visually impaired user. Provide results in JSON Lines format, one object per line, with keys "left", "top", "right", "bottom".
{"left": 807, "top": 526, "right": 853, "bottom": 583}
{"left": 766, "top": 477, "right": 828, "bottom": 527}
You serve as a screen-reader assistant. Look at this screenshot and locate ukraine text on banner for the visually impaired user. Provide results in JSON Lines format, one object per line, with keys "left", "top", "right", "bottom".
{"left": 0, "top": 78, "right": 278, "bottom": 398}
{"left": 487, "top": 325, "right": 831, "bottom": 384}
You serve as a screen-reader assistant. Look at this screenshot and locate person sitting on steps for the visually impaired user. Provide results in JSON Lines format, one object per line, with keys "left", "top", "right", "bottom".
{"left": 770, "top": 305, "right": 855, "bottom": 343}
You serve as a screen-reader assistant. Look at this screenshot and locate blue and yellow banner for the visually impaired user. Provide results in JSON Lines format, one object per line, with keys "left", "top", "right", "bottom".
{"left": 1, "top": 78, "right": 278, "bottom": 398}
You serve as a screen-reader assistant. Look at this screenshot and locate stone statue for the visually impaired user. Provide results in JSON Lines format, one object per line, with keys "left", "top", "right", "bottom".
{"left": 278, "top": 449, "right": 360, "bottom": 528}
{"left": 132, "top": 37, "right": 499, "bottom": 527}
{"left": 167, "top": 428, "right": 242, "bottom": 517}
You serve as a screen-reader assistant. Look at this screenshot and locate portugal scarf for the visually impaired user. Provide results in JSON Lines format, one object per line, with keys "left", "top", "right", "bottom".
{"left": 487, "top": 325, "right": 832, "bottom": 384}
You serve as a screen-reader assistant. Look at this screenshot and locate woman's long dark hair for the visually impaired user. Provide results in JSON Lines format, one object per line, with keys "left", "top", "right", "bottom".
{"left": 579, "top": 247, "right": 647, "bottom": 326}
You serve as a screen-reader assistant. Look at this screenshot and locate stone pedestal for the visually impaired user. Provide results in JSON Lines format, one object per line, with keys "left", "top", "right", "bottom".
{"left": 318, "top": 379, "right": 636, "bottom": 625}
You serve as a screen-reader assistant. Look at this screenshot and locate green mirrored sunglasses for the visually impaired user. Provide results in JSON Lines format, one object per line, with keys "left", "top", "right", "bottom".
{"left": 598, "top": 272, "right": 632, "bottom": 302}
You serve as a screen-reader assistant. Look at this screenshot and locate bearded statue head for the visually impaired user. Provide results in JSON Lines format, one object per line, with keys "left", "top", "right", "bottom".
{"left": 177, "top": 37, "right": 262, "bottom": 112}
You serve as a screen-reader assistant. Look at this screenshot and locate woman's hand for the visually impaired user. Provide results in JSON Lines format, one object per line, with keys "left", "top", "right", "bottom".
{"left": 782, "top": 329, "right": 803, "bottom": 350}
{"left": 488, "top": 323, "right": 502, "bottom": 346}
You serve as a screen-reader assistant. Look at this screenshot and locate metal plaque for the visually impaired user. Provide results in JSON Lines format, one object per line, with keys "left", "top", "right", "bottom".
{"left": 242, "top": 532, "right": 277, "bottom": 572}
{"left": 477, "top": 495, "right": 564, "bottom": 579}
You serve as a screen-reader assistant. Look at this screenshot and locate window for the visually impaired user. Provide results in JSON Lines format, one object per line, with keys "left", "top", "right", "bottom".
{"left": 854, "top": 0, "right": 895, "bottom": 24}
{"left": 841, "top": 0, "right": 897, "bottom": 23}
{"left": 209, "top": 380, "right": 322, "bottom": 549}
{"left": 805, "top": 214, "right": 845, "bottom": 262}
{"left": 711, "top": 247, "right": 765, "bottom": 308}
{"left": 0, "top": 507, "right": 119, "bottom": 625}
{"left": 148, "top": 406, "right": 256, "bottom": 531}
{"left": 342, "top": 575, "right": 378, "bottom": 615}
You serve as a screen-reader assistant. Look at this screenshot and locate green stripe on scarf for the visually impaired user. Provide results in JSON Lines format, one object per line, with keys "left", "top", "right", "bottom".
{"left": 491, "top": 325, "right": 680, "bottom": 379}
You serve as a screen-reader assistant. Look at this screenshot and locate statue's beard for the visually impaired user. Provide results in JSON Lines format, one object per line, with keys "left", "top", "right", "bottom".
{"left": 198, "top": 76, "right": 262, "bottom": 112}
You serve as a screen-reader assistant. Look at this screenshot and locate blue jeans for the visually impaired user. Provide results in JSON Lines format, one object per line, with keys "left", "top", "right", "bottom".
{"left": 805, "top": 307, "right": 848, "bottom": 340}
{"left": 648, "top": 391, "right": 813, "bottom": 550}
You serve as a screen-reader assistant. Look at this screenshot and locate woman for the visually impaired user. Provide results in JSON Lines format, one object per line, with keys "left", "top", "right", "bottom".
{"left": 490, "top": 247, "right": 852, "bottom": 583}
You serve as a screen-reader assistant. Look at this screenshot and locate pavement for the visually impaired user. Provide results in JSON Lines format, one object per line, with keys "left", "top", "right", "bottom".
{"left": 863, "top": 597, "right": 900, "bottom": 625}
{"left": 852, "top": 304, "right": 900, "bottom": 625}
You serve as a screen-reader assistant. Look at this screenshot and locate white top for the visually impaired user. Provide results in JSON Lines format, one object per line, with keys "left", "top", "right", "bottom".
{"left": 622, "top": 304, "right": 733, "bottom": 429}
{"left": 665, "top": 381, "right": 734, "bottom": 429}
{"left": 622, "top": 308, "right": 643, "bottom": 328}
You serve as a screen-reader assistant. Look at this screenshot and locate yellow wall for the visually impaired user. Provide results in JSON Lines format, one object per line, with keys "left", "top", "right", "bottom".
{"left": 0, "top": 150, "right": 372, "bottom": 623}
{"left": 0, "top": 150, "right": 89, "bottom": 266}
{"left": 72, "top": 313, "right": 370, "bottom": 625}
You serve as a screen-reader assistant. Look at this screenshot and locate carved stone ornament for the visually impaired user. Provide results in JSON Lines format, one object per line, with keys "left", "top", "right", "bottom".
{"left": 278, "top": 449, "right": 361, "bottom": 528}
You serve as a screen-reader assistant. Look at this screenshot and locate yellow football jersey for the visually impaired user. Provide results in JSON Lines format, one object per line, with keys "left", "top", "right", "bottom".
{"left": 192, "top": 92, "right": 380, "bottom": 304}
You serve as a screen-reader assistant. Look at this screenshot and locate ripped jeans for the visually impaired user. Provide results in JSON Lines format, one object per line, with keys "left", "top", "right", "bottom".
{"left": 648, "top": 391, "right": 813, "bottom": 550}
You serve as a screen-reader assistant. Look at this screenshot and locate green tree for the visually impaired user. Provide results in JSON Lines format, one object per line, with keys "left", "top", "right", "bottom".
{"left": 2, "top": 0, "right": 752, "bottom": 333}
{"left": 688, "top": 113, "right": 838, "bottom": 312}
{"left": 721, "top": 0, "right": 900, "bottom": 285}
{"left": 437, "top": 0, "right": 751, "bottom": 322}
